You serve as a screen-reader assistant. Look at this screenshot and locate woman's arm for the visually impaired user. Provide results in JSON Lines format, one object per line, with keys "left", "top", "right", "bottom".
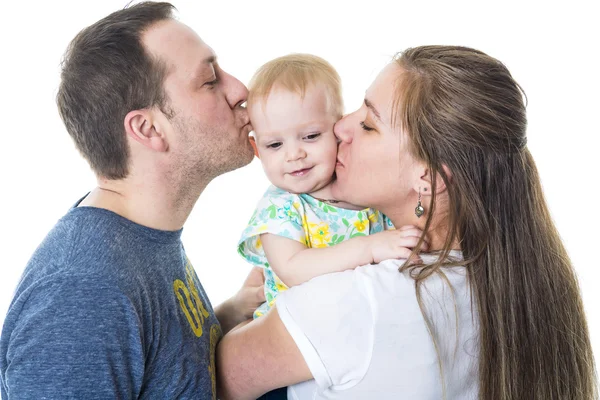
{"left": 217, "top": 305, "right": 312, "bottom": 400}
{"left": 261, "top": 225, "right": 425, "bottom": 287}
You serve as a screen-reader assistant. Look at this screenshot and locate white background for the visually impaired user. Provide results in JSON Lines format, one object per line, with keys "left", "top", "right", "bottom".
{"left": 1, "top": 0, "right": 598, "bottom": 368}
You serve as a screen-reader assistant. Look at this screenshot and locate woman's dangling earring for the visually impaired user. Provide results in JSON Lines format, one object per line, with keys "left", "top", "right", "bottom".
{"left": 415, "top": 188, "right": 425, "bottom": 218}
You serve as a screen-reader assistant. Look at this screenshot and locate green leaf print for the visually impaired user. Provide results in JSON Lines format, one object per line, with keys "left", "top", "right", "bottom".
{"left": 342, "top": 218, "right": 350, "bottom": 227}
{"left": 331, "top": 234, "right": 339, "bottom": 243}
{"left": 267, "top": 205, "right": 276, "bottom": 219}
{"left": 350, "top": 232, "right": 367, "bottom": 238}
{"left": 324, "top": 205, "right": 338, "bottom": 213}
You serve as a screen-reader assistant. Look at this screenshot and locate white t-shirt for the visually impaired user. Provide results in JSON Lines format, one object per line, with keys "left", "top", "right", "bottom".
{"left": 276, "top": 252, "right": 479, "bottom": 399}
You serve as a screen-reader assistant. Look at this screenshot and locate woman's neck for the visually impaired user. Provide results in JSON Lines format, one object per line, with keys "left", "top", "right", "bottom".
{"left": 383, "top": 195, "right": 461, "bottom": 252}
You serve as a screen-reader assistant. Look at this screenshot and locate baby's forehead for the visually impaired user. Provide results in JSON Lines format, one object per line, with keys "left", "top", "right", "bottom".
{"left": 254, "top": 119, "right": 331, "bottom": 138}
{"left": 249, "top": 86, "right": 326, "bottom": 107}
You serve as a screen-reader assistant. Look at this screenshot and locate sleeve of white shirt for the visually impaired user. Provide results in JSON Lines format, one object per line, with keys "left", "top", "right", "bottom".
{"left": 276, "top": 267, "right": 375, "bottom": 391}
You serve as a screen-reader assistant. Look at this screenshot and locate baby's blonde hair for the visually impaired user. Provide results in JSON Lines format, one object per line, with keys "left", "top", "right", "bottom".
{"left": 248, "top": 53, "right": 343, "bottom": 118}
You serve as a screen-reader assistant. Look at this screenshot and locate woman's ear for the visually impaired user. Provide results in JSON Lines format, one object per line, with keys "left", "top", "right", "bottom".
{"left": 414, "top": 165, "right": 452, "bottom": 195}
{"left": 124, "top": 109, "right": 169, "bottom": 152}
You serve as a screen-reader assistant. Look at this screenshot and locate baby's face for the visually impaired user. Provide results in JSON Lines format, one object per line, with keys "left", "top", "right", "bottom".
{"left": 249, "top": 86, "right": 338, "bottom": 194}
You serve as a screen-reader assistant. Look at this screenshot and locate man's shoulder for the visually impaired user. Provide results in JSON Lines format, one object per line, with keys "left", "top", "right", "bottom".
{"left": 19, "top": 206, "right": 182, "bottom": 304}
{"left": 26, "top": 207, "right": 127, "bottom": 275}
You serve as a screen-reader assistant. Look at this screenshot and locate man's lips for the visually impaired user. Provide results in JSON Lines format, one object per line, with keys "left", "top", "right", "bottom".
{"left": 289, "top": 167, "right": 313, "bottom": 176}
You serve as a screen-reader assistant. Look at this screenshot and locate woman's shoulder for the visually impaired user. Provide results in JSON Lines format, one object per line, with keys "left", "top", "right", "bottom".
{"left": 278, "top": 255, "right": 478, "bottom": 398}
{"left": 355, "top": 256, "right": 469, "bottom": 298}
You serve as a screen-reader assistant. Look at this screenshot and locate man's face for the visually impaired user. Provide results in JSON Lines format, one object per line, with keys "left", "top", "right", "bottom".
{"left": 143, "top": 20, "right": 254, "bottom": 181}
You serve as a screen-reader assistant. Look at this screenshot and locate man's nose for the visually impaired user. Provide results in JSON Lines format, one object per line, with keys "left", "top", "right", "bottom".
{"left": 223, "top": 69, "right": 249, "bottom": 111}
{"left": 333, "top": 115, "right": 353, "bottom": 144}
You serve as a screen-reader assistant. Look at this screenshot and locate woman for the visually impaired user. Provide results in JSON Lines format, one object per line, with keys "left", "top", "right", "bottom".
{"left": 217, "top": 46, "right": 597, "bottom": 400}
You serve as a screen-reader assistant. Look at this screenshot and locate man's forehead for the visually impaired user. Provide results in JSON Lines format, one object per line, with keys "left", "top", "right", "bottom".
{"left": 142, "top": 19, "right": 215, "bottom": 72}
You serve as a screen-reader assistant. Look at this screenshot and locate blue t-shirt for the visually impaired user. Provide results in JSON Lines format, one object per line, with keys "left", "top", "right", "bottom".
{"left": 1, "top": 202, "right": 221, "bottom": 399}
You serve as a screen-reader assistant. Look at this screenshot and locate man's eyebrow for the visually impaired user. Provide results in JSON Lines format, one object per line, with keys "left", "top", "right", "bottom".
{"left": 193, "top": 55, "right": 217, "bottom": 79}
{"left": 364, "top": 98, "right": 382, "bottom": 122}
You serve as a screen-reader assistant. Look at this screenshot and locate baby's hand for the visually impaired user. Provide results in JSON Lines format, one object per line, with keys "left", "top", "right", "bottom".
{"left": 368, "top": 225, "right": 428, "bottom": 264}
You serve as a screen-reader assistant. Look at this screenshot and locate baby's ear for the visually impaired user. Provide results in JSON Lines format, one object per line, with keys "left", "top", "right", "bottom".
{"left": 249, "top": 136, "right": 260, "bottom": 159}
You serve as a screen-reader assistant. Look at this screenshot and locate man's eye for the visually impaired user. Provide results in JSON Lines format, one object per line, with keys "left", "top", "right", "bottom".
{"left": 304, "top": 133, "right": 321, "bottom": 140}
{"left": 205, "top": 78, "right": 219, "bottom": 87}
{"left": 267, "top": 142, "right": 282, "bottom": 149}
{"left": 360, "top": 122, "right": 375, "bottom": 132}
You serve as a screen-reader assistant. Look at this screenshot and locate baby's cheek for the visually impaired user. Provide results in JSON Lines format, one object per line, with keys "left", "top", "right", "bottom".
{"left": 262, "top": 159, "right": 281, "bottom": 182}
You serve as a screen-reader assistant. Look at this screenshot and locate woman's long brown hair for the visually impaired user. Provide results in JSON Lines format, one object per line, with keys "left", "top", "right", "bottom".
{"left": 395, "top": 46, "right": 597, "bottom": 399}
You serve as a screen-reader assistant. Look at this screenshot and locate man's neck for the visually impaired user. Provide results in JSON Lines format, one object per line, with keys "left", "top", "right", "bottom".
{"left": 79, "top": 174, "right": 208, "bottom": 231}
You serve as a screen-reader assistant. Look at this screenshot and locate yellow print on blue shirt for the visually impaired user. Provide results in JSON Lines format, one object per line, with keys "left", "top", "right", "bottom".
{"left": 173, "top": 258, "right": 210, "bottom": 337}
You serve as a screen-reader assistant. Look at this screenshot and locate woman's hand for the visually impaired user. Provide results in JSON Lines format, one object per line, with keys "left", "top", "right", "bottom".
{"left": 368, "top": 225, "right": 428, "bottom": 263}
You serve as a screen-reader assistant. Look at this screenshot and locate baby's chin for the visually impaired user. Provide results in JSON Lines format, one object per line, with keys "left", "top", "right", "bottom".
{"left": 279, "top": 179, "right": 333, "bottom": 195}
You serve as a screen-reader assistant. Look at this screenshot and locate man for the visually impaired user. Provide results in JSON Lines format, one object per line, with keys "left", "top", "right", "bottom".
{"left": 0, "top": 2, "right": 263, "bottom": 398}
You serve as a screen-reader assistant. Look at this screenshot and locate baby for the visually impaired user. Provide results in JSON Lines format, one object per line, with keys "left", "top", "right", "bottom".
{"left": 238, "top": 54, "right": 424, "bottom": 318}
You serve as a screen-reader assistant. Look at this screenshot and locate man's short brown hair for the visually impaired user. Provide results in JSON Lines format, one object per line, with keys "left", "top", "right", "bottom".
{"left": 56, "top": 2, "right": 175, "bottom": 179}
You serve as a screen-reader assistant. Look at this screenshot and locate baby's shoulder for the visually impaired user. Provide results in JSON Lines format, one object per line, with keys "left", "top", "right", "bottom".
{"left": 258, "top": 185, "right": 304, "bottom": 206}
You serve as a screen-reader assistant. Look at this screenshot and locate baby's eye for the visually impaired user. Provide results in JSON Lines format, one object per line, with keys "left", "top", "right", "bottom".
{"left": 304, "top": 133, "right": 321, "bottom": 140}
{"left": 267, "top": 142, "right": 282, "bottom": 149}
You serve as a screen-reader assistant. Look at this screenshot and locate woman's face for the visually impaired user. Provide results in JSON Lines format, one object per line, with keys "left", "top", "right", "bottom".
{"left": 331, "top": 63, "right": 421, "bottom": 213}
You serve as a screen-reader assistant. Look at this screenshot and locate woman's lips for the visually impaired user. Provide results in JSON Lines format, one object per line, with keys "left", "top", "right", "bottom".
{"left": 290, "top": 167, "right": 312, "bottom": 177}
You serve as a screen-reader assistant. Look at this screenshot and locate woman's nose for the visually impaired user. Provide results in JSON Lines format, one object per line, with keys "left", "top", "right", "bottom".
{"left": 334, "top": 115, "right": 353, "bottom": 144}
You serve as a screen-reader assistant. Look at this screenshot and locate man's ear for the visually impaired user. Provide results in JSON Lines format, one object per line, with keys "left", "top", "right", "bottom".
{"left": 124, "top": 109, "right": 168, "bottom": 152}
{"left": 414, "top": 165, "right": 452, "bottom": 195}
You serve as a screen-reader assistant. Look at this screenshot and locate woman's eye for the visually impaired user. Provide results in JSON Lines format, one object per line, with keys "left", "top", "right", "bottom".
{"left": 360, "top": 121, "right": 375, "bottom": 132}
{"left": 304, "top": 133, "right": 321, "bottom": 140}
{"left": 267, "top": 142, "right": 282, "bottom": 149}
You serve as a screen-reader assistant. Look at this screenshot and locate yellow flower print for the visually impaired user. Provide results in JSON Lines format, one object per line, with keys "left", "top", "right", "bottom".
{"left": 257, "top": 224, "right": 268, "bottom": 233}
{"left": 354, "top": 220, "right": 367, "bottom": 232}
{"left": 255, "top": 237, "right": 262, "bottom": 250}
{"left": 309, "top": 222, "right": 332, "bottom": 246}
{"left": 368, "top": 211, "right": 379, "bottom": 224}
{"left": 301, "top": 214, "right": 309, "bottom": 233}
{"left": 274, "top": 276, "right": 289, "bottom": 292}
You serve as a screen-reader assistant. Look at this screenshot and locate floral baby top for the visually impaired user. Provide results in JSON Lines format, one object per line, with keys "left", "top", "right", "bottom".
{"left": 238, "top": 185, "right": 393, "bottom": 318}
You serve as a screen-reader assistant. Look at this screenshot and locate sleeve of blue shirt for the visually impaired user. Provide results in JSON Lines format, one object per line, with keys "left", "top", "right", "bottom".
{"left": 3, "top": 275, "right": 145, "bottom": 399}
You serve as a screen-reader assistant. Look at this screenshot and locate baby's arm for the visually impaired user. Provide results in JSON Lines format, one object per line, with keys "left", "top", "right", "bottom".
{"left": 261, "top": 225, "right": 427, "bottom": 287}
